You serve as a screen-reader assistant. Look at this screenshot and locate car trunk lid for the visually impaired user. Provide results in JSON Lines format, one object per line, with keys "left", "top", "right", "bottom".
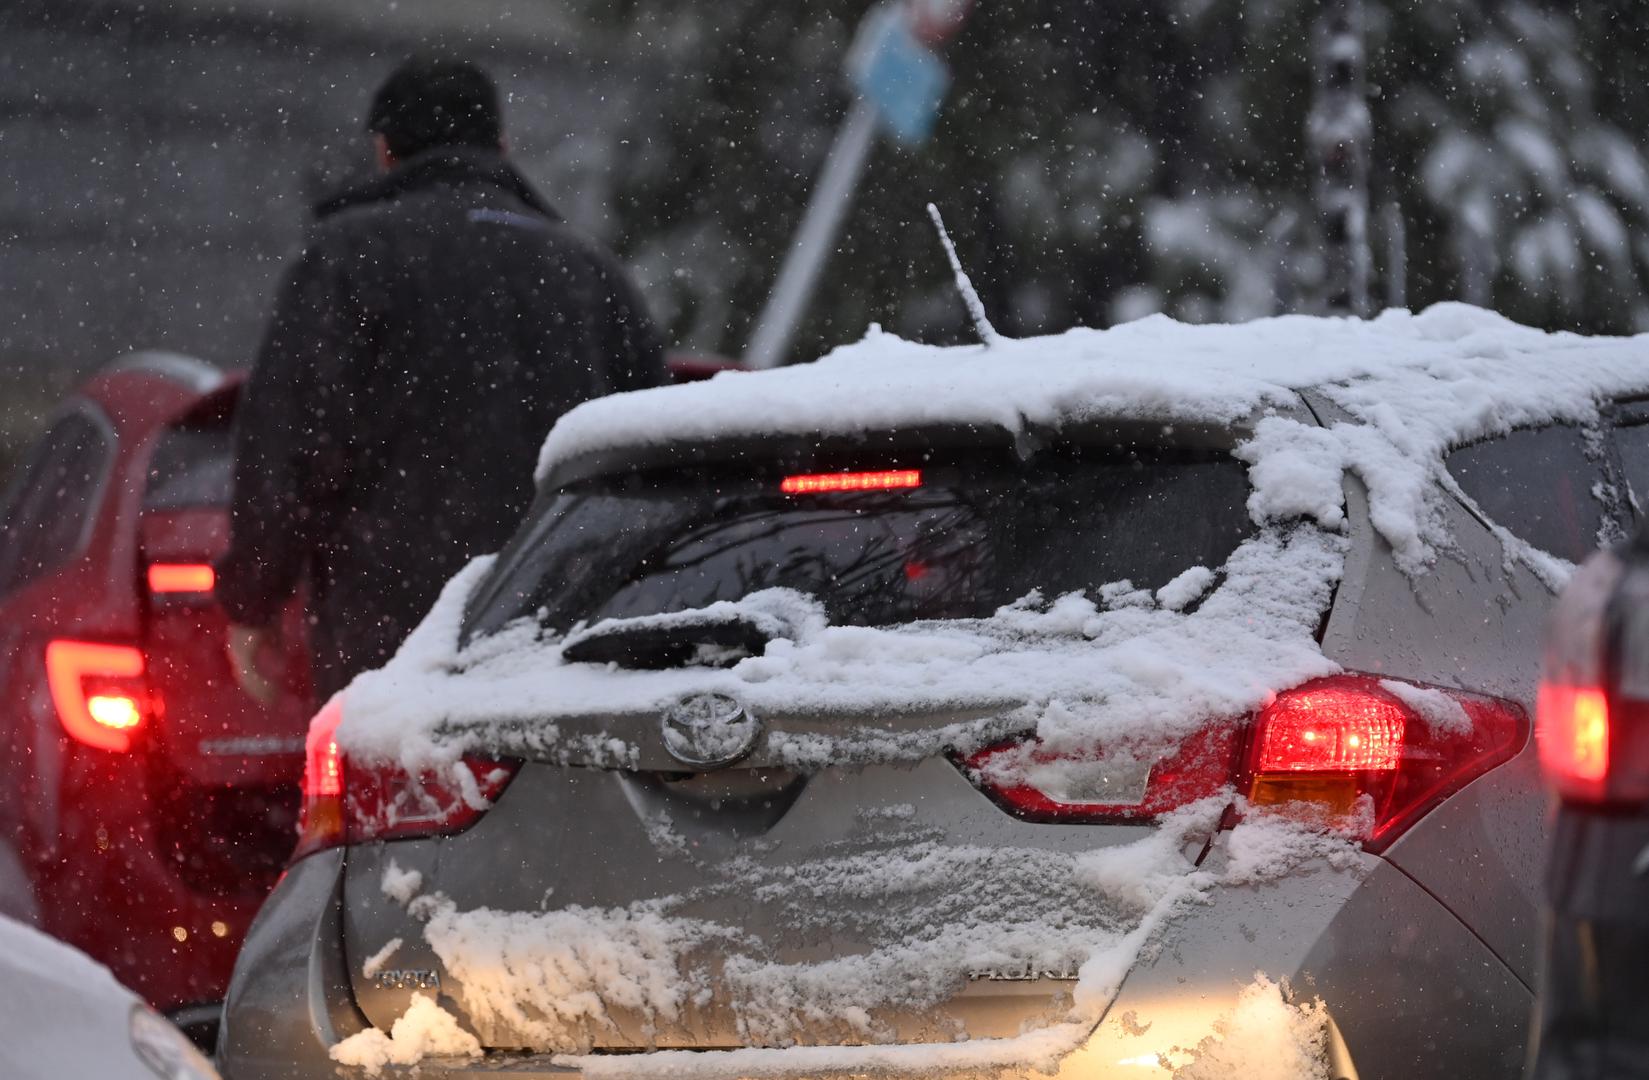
{"left": 137, "top": 408, "right": 313, "bottom": 894}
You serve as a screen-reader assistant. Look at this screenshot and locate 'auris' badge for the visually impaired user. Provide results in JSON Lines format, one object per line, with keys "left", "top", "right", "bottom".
{"left": 967, "top": 963, "right": 1081, "bottom": 982}
{"left": 661, "top": 693, "right": 761, "bottom": 769}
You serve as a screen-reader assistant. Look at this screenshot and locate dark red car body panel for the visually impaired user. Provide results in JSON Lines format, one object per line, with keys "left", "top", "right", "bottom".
{"left": 0, "top": 355, "right": 311, "bottom": 1021}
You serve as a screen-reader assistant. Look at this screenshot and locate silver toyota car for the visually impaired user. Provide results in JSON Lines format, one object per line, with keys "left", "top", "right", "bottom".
{"left": 218, "top": 308, "right": 1649, "bottom": 1079}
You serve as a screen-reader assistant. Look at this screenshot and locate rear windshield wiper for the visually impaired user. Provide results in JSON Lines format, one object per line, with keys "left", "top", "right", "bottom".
{"left": 561, "top": 607, "right": 780, "bottom": 671}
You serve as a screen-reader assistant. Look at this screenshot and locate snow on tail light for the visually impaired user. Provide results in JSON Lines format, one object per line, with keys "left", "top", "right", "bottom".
{"left": 962, "top": 726, "right": 1240, "bottom": 822}
{"left": 45, "top": 640, "right": 158, "bottom": 753}
{"left": 292, "top": 694, "right": 520, "bottom": 863}
{"left": 1245, "top": 675, "right": 1525, "bottom": 851}
{"left": 959, "top": 673, "right": 1524, "bottom": 850}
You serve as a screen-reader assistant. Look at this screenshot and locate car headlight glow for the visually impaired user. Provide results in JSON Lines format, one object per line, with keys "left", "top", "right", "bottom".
{"left": 129, "top": 1006, "right": 221, "bottom": 1080}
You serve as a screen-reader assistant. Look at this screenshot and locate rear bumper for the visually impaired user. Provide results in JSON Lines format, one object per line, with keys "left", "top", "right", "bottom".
{"left": 33, "top": 768, "right": 272, "bottom": 1014}
{"left": 218, "top": 848, "right": 368, "bottom": 1080}
{"left": 1530, "top": 807, "right": 1649, "bottom": 1080}
{"left": 220, "top": 840, "right": 1527, "bottom": 1080}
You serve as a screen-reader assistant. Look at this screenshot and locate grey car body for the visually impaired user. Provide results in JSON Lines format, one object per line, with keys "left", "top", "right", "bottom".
{"left": 218, "top": 321, "right": 1649, "bottom": 1079}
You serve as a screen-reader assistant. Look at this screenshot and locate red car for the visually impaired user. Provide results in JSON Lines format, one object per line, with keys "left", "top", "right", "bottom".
{"left": 0, "top": 352, "right": 313, "bottom": 1048}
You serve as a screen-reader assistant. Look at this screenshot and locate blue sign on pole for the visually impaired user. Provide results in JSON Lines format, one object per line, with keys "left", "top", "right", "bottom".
{"left": 846, "top": 5, "right": 951, "bottom": 145}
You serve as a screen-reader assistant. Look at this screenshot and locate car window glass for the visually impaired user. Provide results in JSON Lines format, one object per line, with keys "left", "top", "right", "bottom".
{"left": 1446, "top": 425, "right": 1615, "bottom": 564}
{"left": 144, "top": 423, "right": 233, "bottom": 510}
{"left": 1612, "top": 422, "right": 1649, "bottom": 514}
{"left": 0, "top": 413, "right": 111, "bottom": 595}
{"left": 466, "top": 449, "right": 1256, "bottom": 641}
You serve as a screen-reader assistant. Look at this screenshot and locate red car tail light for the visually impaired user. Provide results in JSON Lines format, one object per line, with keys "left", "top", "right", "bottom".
{"left": 45, "top": 640, "right": 158, "bottom": 753}
{"left": 960, "top": 673, "right": 1525, "bottom": 851}
{"left": 1537, "top": 683, "right": 1649, "bottom": 804}
{"left": 146, "top": 562, "right": 216, "bottom": 595}
{"left": 1534, "top": 548, "right": 1649, "bottom": 804}
{"left": 1536, "top": 683, "right": 1611, "bottom": 800}
{"left": 1245, "top": 675, "right": 1525, "bottom": 851}
{"left": 962, "top": 726, "right": 1241, "bottom": 822}
{"left": 293, "top": 695, "right": 519, "bottom": 862}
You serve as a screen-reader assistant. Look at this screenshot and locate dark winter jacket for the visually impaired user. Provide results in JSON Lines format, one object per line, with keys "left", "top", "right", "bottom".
{"left": 217, "top": 146, "right": 664, "bottom": 698}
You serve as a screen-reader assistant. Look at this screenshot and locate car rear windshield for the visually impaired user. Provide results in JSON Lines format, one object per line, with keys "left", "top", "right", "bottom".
{"left": 144, "top": 423, "right": 232, "bottom": 510}
{"left": 464, "top": 447, "right": 1255, "bottom": 641}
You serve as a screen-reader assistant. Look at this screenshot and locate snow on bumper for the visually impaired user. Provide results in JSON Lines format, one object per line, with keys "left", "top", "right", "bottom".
{"left": 224, "top": 839, "right": 1527, "bottom": 1080}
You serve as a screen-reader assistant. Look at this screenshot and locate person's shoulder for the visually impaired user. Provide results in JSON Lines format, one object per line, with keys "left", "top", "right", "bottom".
{"left": 530, "top": 218, "right": 632, "bottom": 279}
{"left": 293, "top": 198, "right": 414, "bottom": 276}
{"left": 311, "top": 197, "right": 403, "bottom": 244}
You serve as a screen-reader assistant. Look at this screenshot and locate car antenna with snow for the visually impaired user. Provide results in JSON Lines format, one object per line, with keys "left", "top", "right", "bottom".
{"left": 926, "top": 202, "right": 1000, "bottom": 347}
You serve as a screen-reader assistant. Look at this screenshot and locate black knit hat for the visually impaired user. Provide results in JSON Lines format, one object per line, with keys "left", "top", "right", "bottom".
{"left": 367, "top": 57, "right": 502, "bottom": 160}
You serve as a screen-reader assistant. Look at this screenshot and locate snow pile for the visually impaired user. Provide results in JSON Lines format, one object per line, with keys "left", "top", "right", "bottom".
{"left": 420, "top": 901, "right": 734, "bottom": 1048}
{"left": 563, "top": 588, "right": 828, "bottom": 661}
{"left": 361, "top": 938, "right": 402, "bottom": 980}
{"left": 1379, "top": 679, "right": 1473, "bottom": 736}
{"left": 380, "top": 860, "right": 423, "bottom": 907}
{"left": 328, "top": 993, "right": 481, "bottom": 1075}
{"left": 1156, "top": 565, "right": 1217, "bottom": 612}
{"left": 1170, "top": 975, "right": 1330, "bottom": 1080}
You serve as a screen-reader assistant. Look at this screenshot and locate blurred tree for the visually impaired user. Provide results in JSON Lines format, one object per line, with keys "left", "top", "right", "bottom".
{"left": 573, "top": 0, "right": 1649, "bottom": 360}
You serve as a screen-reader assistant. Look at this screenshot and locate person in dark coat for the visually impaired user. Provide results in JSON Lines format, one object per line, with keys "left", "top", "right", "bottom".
{"left": 217, "top": 57, "right": 664, "bottom": 701}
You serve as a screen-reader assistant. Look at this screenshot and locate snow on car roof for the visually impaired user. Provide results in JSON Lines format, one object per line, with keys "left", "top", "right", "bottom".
{"left": 537, "top": 303, "right": 1648, "bottom": 486}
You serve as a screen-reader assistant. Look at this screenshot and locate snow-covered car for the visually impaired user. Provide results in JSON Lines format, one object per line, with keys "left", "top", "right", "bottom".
{"left": 0, "top": 913, "right": 220, "bottom": 1079}
{"left": 220, "top": 306, "right": 1649, "bottom": 1079}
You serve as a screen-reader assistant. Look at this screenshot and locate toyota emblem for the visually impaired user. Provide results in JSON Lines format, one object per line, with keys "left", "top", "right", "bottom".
{"left": 660, "top": 693, "right": 761, "bottom": 769}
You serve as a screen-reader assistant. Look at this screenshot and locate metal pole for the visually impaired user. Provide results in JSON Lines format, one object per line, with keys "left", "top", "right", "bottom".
{"left": 1382, "top": 199, "right": 1407, "bottom": 311}
{"left": 743, "top": 99, "right": 880, "bottom": 370}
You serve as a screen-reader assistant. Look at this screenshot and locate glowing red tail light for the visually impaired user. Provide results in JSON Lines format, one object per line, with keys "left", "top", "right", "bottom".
{"left": 781, "top": 469, "right": 922, "bottom": 494}
{"left": 292, "top": 695, "right": 518, "bottom": 863}
{"left": 1536, "top": 683, "right": 1610, "bottom": 798}
{"left": 1534, "top": 547, "right": 1649, "bottom": 804}
{"left": 1252, "top": 685, "right": 1405, "bottom": 773}
{"left": 1536, "top": 682, "right": 1649, "bottom": 804}
{"left": 305, "top": 695, "right": 345, "bottom": 799}
{"left": 961, "top": 674, "right": 1525, "bottom": 851}
{"left": 147, "top": 562, "right": 217, "bottom": 595}
{"left": 45, "top": 640, "right": 157, "bottom": 753}
{"left": 1246, "top": 676, "right": 1524, "bottom": 849}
